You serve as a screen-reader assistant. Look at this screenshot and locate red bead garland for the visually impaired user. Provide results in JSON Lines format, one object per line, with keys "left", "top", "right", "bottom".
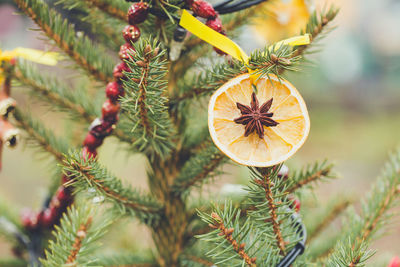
{"left": 22, "top": 1, "right": 148, "bottom": 232}
{"left": 186, "top": 0, "right": 227, "bottom": 55}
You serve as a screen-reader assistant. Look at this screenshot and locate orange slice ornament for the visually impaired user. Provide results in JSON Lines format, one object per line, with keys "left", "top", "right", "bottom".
{"left": 208, "top": 74, "right": 310, "bottom": 167}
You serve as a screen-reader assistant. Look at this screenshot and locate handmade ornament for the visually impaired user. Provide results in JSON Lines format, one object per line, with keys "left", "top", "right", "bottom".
{"left": 208, "top": 74, "right": 309, "bottom": 167}
{"left": 179, "top": 10, "right": 310, "bottom": 167}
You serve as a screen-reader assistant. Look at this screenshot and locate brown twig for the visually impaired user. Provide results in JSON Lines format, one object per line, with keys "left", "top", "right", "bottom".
{"left": 65, "top": 217, "right": 93, "bottom": 264}
{"left": 254, "top": 172, "right": 286, "bottom": 255}
{"left": 69, "top": 161, "right": 162, "bottom": 214}
{"left": 210, "top": 212, "right": 257, "bottom": 267}
{"left": 14, "top": 68, "right": 95, "bottom": 122}
{"left": 286, "top": 166, "right": 332, "bottom": 194}
{"left": 175, "top": 151, "right": 224, "bottom": 190}
{"left": 13, "top": 109, "right": 64, "bottom": 162}
{"left": 135, "top": 45, "right": 155, "bottom": 134}
{"left": 14, "top": 0, "right": 113, "bottom": 84}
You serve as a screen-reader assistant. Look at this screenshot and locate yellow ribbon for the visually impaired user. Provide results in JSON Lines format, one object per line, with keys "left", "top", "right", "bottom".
{"left": 179, "top": 10, "right": 311, "bottom": 81}
{"left": 0, "top": 47, "right": 61, "bottom": 84}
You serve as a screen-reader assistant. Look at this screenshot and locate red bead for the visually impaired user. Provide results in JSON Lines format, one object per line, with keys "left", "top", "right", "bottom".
{"left": 102, "top": 99, "right": 120, "bottom": 120}
{"left": 113, "top": 62, "right": 130, "bottom": 82}
{"left": 128, "top": 2, "right": 149, "bottom": 25}
{"left": 89, "top": 118, "right": 115, "bottom": 137}
{"left": 119, "top": 43, "right": 135, "bottom": 61}
{"left": 293, "top": 199, "right": 301, "bottom": 212}
{"left": 56, "top": 187, "right": 70, "bottom": 202}
{"left": 122, "top": 25, "right": 141, "bottom": 43}
{"left": 192, "top": 0, "right": 217, "bottom": 19}
{"left": 106, "top": 82, "right": 123, "bottom": 101}
{"left": 82, "top": 146, "right": 97, "bottom": 160}
{"left": 206, "top": 17, "right": 223, "bottom": 33}
{"left": 21, "top": 209, "right": 38, "bottom": 230}
{"left": 40, "top": 209, "right": 54, "bottom": 228}
{"left": 83, "top": 133, "right": 103, "bottom": 149}
{"left": 388, "top": 257, "right": 400, "bottom": 267}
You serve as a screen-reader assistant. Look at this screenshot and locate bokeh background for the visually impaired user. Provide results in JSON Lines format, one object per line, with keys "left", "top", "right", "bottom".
{"left": 1, "top": 0, "right": 400, "bottom": 265}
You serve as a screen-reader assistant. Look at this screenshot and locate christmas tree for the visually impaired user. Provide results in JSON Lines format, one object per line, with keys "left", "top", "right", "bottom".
{"left": 0, "top": 0, "right": 399, "bottom": 266}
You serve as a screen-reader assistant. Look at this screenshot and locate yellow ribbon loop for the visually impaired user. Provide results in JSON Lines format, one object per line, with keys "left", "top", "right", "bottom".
{"left": 0, "top": 47, "right": 61, "bottom": 85}
{"left": 179, "top": 9, "right": 311, "bottom": 83}
{"left": 180, "top": 10, "right": 249, "bottom": 63}
{"left": 0, "top": 48, "right": 61, "bottom": 66}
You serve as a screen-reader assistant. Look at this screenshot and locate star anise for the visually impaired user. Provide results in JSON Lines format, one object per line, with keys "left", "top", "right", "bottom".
{"left": 234, "top": 92, "right": 279, "bottom": 139}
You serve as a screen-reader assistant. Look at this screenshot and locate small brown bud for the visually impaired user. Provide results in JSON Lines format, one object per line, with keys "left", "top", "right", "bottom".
{"left": 136, "top": 60, "right": 146, "bottom": 67}
{"left": 270, "top": 54, "right": 279, "bottom": 63}
{"left": 153, "top": 47, "right": 160, "bottom": 57}
{"left": 211, "top": 212, "right": 221, "bottom": 222}
{"left": 322, "top": 17, "right": 328, "bottom": 26}
{"left": 144, "top": 44, "right": 152, "bottom": 55}
{"left": 239, "top": 243, "right": 246, "bottom": 250}
{"left": 251, "top": 257, "right": 257, "bottom": 263}
{"left": 225, "top": 228, "right": 234, "bottom": 235}
{"left": 208, "top": 223, "right": 218, "bottom": 229}
{"left": 231, "top": 240, "right": 238, "bottom": 249}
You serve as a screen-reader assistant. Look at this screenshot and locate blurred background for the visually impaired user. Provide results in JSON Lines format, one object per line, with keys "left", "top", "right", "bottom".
{"left": 0, "top": 0, "right": 400, "bottom": 265}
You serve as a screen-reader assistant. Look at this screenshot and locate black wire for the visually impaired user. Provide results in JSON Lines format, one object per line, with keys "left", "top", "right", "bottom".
{"left": 276, "top": 211, "right": 307, "bottom": 267}
{"left": 213, "top": 0, "right": 235, "bottom": 10}
{"left": 216, "top": 0, "right": 269, "bottom": 14}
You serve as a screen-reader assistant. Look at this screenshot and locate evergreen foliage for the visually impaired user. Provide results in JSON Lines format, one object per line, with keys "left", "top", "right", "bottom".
{"left": 40, "top": 205, "right": 112, "bottom": 266}
{"left": 1, "top": 0, "right": 399, "bottom": 266}
{"left": 121, "top": 38, "right": 176, "bottom": 157}
{"left": 63, "top": 150, "right": 163, "bottom": 225}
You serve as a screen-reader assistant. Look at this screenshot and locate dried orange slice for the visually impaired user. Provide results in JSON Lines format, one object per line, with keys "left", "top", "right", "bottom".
{"left": 208, "top": 74, "right": 310, "bottom": 167}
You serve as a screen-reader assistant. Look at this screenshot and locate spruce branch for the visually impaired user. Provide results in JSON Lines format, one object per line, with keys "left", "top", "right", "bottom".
{"left": 197, "top": 202, "right": 259, "bottom": 267}
{"left": 254, "top": 168, "right": 286, "bottom": 255}
{"left": 172, "top": 43, "right": 300, "bottom": 105}
{"left": 293, "top": 6, "right": 339, "bottom": 58}
{"left": 121, "top": 38, "right": 176, "bottom": 157}
{"left": 171, "top": 60, "right": 246, "bottom": 104}
{"left": 41, "top": 205, "right": 112, "bottom": 266}
{"left": 13, "top": 108, "right": 70, "bottom": 162}
{"left": 286, "top": 160, "right": 334, "bottom": 194}
{"left": 14, "top": 61, "right": 138, "bottom": 146}
{"left": 172, "top": 145, "right": 225, "bottom": 194}
{"left": 245, "top": 166, "right": 303, "bottom": 264}
{"left": 325, "top": 150, "right": 400, "bottom": 266}
{"left": 63, "top": 150, "right": 163, "bottom": 224}
{"left": 56, "top": 0, "right": 125, "bottom": 51}
{"left": 14, "top": 61, "right": 98, "bottom": 122}
{"left": 14, "top": 0, "right": 115, "bottom": 84}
